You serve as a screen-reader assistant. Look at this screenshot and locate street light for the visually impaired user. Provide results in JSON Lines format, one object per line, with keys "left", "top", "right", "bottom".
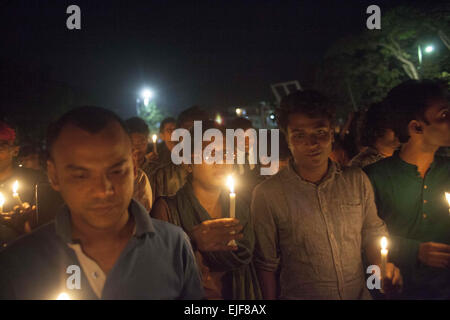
{"left": 418, "top": 44, "right": 435, "bottom": 65}
{"left": 141, "top": 89, "right": 154, "bottom": 107}
{"left": 425, "top": 45, "right": 434, "bottom": 53}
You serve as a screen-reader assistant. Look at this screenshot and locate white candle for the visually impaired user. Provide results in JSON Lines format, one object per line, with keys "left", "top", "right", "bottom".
{"left": 380, "top": 236, "right": 388, "bottom": 293}
{"left": 12, "top": 180, "right": 23, "bottom": 205}
{"left": 152, "top": 134, "right": 158, "bottom": 154}
{"left": 0, "top": 192, "right": 4, "bottom": 214}
{"left": 445, "top": 192, "right": 450, "bottom": 214}
{"left": 227, "top": 175, "right": 237, "bottom": 247}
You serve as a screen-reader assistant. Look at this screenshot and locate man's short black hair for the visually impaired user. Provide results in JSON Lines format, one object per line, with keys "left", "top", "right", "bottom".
{"left": 159, "top": 117, "right": 176, "bottom": 133}
{"left": 229, "top": 117, "right": 253, "bottom": 131}
{"left": 46, "top": 106, "right": 129, "bottom": 158}
{"left": 383, "top": 79, "right": 449, "bottom": 143}
{"left": 276, "top": 90, "right": 336, "bottom": 135}
{"left": 177, "top": 106, "right": 210, "bottom": 128}
{"left": 125, "top": 117, "right": 150, "bottom": 136}
{"left": 359, "top": 102, "right": 393, "bottom": 147}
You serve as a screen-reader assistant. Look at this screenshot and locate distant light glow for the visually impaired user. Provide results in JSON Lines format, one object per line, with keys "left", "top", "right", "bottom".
{"left": 56, "top": 292, "right": 71, "bottom": 300}
{"left": 270, "top": 114, "right": 275, "bottom": 120}
{"left": 425, "top": 45, "right": 434, "bottom": 53}
{"left": 215, "top": 114, "right": 222, "bottom": 124}
{"left": 152, "top": 134, "right": 157, "bottom": 143}
{"left": 227, "top": 175, "right": 235, "bottom": 194}
{"left": 236, "top": 108, "right": 242, "bottom": 116}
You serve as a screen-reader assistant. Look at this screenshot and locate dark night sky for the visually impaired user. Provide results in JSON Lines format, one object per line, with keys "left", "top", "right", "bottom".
{"left": 1, "top": 0, "right": 396, "bottom": 118}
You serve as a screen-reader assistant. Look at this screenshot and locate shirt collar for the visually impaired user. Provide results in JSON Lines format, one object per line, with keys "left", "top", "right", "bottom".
{"left": 55, "top": 199, "right": 155, "bottom": 244}
{"left": 392, "top": 150, "right": 439, "bottom": 177}
{"left": 286, "top": 158, "right": 341, "bottom": 187}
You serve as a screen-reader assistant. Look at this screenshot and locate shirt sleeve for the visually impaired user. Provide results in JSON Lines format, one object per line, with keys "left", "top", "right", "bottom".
{"left": 361, "top": 171, "right": 389, "bottom": 250}
{"left": 251, "top": 183, "right": 280, "bottom": 272}
{"left": 179, "top": 231, "right": 204, "bottom": 300}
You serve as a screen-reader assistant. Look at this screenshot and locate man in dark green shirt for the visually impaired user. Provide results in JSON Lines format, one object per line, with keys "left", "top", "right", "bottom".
{"left": 365, "top": 79, "right": 450, "bottom": 299}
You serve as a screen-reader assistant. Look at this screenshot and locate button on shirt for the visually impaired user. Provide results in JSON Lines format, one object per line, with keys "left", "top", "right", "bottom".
{"left": 251, "top": 160, "right": 387, "bottom": 299}
{"left": 364, "top": 152, "right": 450, "bottom": 299}
{"left": 0, "top": 200, "right": 204, "bottom": 300}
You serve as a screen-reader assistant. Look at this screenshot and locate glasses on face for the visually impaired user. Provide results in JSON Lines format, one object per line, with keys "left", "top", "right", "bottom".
{"left": 194, "top": 151, "right": 237, "bottom": 163}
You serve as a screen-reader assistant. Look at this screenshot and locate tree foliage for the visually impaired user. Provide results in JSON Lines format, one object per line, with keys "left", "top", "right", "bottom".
{"left": 315, "top": 3, "right": 450, "bottom": 116}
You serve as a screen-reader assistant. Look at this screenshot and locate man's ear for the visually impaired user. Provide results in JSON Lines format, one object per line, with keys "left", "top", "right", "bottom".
{"left": 408, "top": 120, "right": 423, "bottom": 135}
{"left": 46, "top": 160, "right": 61, "bottom": 191}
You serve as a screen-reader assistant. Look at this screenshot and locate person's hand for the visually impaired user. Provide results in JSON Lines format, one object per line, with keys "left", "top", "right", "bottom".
{"left": 382, "top": 262, "right": 403, "bottom": 296}
{"left": 12, "top": 202, "right": 36, "bottom": 233}
{"left": 145, "top": 152, "right": 159, "bottom": 162}
{"left": 189, "top": 218, "right": 244, "bottom": 252}
{"left": 418, "top": 242, "right": 450, "bottom": 269}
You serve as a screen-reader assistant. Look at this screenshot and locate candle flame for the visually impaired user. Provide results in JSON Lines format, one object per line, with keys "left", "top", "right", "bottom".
{"left": 12, "top": 180, "right": 19, "bottom": 194}
{"left": 446, "top": 192, "right": 450, "bottom": 206}
{"left": 227, "top": 175, "right": 235, "bottom": 193}
{"left": 152, "top": 134, "right": 157, "bottom": 143}
{"left": 0, "top": 192, "right": 4, "bottom": 206}
{"left": 381, "top": 236, "right": 388, "bottom": 250}
{"left": 56, "top": 292, "right": 71, "bottom": 300}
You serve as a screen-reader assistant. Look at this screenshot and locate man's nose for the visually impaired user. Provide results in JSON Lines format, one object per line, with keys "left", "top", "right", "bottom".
{"left": 306, "top": 134, "right": 319, "bottom": 146}
{"left": 92, "top": 174, "right": 114, "bottom": 198}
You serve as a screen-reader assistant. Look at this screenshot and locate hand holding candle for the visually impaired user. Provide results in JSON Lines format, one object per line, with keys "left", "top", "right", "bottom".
{"left": 445, "top": 192, "right": 450, "bottom": 214}
{"left": 12, "top": 180, "right": 23, "bottom": 206}
{"left": 380, "top": 236, "right": 388, "bottom": 293}
{"left": 226, "top": 175, "right": 237, "bottom": 247}
{"left": 0, "top": 192, "right": 4, "bottom": 214}
{"left": 152, "top": 134, "right": 158, "bottom": 154}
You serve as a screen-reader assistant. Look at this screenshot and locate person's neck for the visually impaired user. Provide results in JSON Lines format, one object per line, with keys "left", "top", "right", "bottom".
{"left": 294, "top": 160, "right": 329, "bottom": 184}
{"left": 164, "top": 141, "right": 173, "bottom": 152}
{"left": 71, "top": 210, "right": 134, "bottom": 247}
{"left": 191, "top": 179, "right": 222, "bottom": 215}
{"left": 399, "top": 140, "right": 438, "bottom": 178}
{"left": 374, "top": 141, "right": 395, "bottom": 157}
{"left": 0, "top": 163, "right": 14, "bottom": 183}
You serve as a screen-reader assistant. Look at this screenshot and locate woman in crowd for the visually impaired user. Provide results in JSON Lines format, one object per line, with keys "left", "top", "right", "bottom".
{"left": 150, "top": 120, "right": 261, "bottom": 300}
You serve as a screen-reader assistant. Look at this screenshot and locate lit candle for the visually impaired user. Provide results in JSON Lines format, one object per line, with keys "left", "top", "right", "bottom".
{"left": 0, "top": 192, "right": 4, "bottom": 214}
{"left": 12, "top": 180, "right": 23, "bottom": 206}
{"left": 226, "top": 175, "right": 237, "bottom": 247}
{"left": 380, "top": 236, "right": 388, "bottom": 293}
{"left": 152, "top": 134, "right": 158, "bottom": 154}
{"left": 56, "top": 292, "right": 71, "bottom": 300}
{"left": 445, "top": 192, "right": 450, "bottom": 214}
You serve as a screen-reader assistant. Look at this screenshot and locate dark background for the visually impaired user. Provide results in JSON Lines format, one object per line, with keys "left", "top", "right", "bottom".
{"left": 0, "top": 0, "right": 399, "bottom": 120}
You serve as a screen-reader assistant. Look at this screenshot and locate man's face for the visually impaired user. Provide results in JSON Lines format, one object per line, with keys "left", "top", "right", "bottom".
{"left": 0, "top": 140, "right": 18, "bottom": 171}
{"left": 130, "top": 132, "right": 148, "bottom": 163}
{"left": 287, "top": 113, "right": 333, "bottom": 170}
{"left": 420, "top": 98, "right": 450, "bottom": 147}
{"left": 160, "top": 122, "right": 176, "bottom": 150}
{"left": 47, "top": 122, "right": 135, "bottom": 230}
{"left": 378, "top": 129, "right": 400, "bottom": 151}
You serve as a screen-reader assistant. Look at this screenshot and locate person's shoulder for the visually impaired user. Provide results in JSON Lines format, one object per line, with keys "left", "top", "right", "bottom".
{"left": 253, "top": 166, "right": 290, "bottom": 195}
{"left": 150, "top": 217, "right": 187, "bottom": 245}
{"left": 363, "top": 155, "right": 395, "bottom": 176}
{"left": 434, "top": 155, "right": 450, "bottom": 169}
{"left": 0, "top": 221, "right": 58, "bottom": 261}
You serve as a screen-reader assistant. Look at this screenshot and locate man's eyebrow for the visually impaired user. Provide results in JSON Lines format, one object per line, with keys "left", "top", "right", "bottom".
{"left": 108, "top": 159, "right": 128, "bottom": 169}
{"left": 65, "top": 165, "right": 88, "bottom": 171}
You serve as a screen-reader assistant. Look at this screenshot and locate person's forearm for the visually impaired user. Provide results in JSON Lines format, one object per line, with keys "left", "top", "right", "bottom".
{"left": 257, "top": 269, "right": 277, "bottom": 300}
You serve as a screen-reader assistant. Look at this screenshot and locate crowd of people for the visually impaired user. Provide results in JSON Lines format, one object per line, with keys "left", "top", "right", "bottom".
{"left": 0, "top": 78, "right": 448, "bottom": 300}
